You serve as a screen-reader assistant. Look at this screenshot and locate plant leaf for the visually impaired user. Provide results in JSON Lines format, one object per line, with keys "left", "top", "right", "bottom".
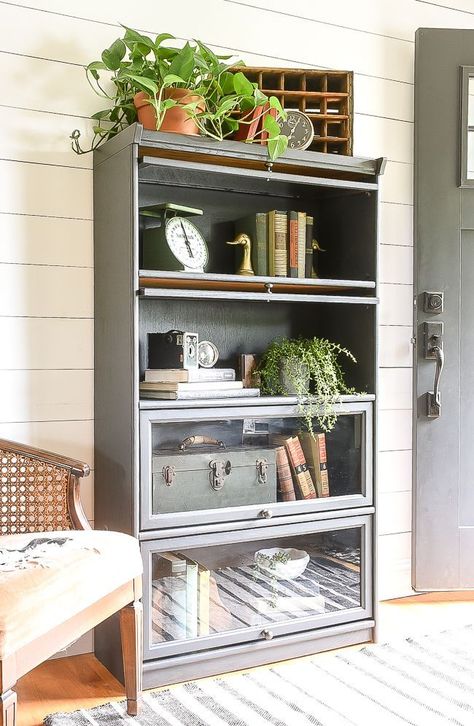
{"left": 169, "top": 42, "right": 195, "bottom": 83}
{"left": 121, "top": 73, "right": 159, "bottom": 95}
{"left": 263, "top": 114, "right": 281, "bottom": 137}
{"left": 267, "top": 134, "right": 288, "bottom": 161}
{"left": 269, "top": 95, "right": 286, "bottom": 119}
{"left": 101, "top": 39, "right": 126, "bottom": 71}
{"left": 232, "top": 71, "right": 254, "bottom": 97}
{"left": 162, "top": 73, "right": 187, "bottom": 86}
{"left": 154, "top": 32, "right": 175, "bottom": 47}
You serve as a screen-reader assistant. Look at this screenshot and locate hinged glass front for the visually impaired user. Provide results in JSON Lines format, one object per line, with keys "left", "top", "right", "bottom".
{"left": 142, "top": 515, "right": 372, "bottom": 659}
{"left": 140, "top": 401, "right": 372, "bottom": 529}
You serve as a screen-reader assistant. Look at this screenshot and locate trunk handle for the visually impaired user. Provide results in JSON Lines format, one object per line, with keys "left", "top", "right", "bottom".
{"left": 179, "top": 435, "right": 225, "bottom": 451}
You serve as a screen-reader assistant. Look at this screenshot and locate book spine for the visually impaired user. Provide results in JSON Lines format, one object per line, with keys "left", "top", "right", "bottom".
{"left": 267, "top": 211, "right": 276, "bottom": 277}
{"left": 297, "top": 212, "right": 307, "bottom": 278}
{"left": 288, "top": 211, "right": 298, "bottom": 278}
{"left": 144, "top": 369, "right": 188, "bottom": 383}
{"left": 285, "top": 436, "right": 317, "bottom": 499}
{"left": 305, "top": 215, "right": 314, "bottom": 278}
{"left": 256, "top": 212, "right": 268, "bottom": 276}
{"left": 276, "top": 446, "right": 296, "bottom": 501}
{"left": 316, "top": 433, "right": 330, "bottom": 497}
{"left": 274, "top": 211, "right": 288, "bottom": 277}
{"left": 197, "top": 564, "right": 210, "bottom": 636}
{"left": 189, "top": 368, "right": 236, "bottom": 382}
{"left": 185, "top": 561, "right": 198, "bottom": 638}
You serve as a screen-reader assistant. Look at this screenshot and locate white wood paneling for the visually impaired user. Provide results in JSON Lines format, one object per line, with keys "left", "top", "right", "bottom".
{"left": 0, "top": 370, "right": 93, "bottom": 422}
{"left": 0, "top": 265, "right": 93, "bottom": 318}
{"left": 353, "top": 115, "right": 413, "bottom": 164}
{"left": 0, "top": 420, "right": 94, "bottom": 462}
{"left": 379, "top": 162, "right": 414, "bottom": 205}
{"left": 379, "top": 326, "right": 413, "bottom": 367}
{"left": 380, "top": 245, "right": 413, "bottom": 284}
{"left": 378, "top": 533, "right": 413, "bottom": 600}
{"left": 378, "top": 490, "right": 412, "bottom": 535}
{"left": 0, "top": 318, "right": 93, "bottom": 369}
{"left": 379, "top": 203, "right": 413, "bottom": 246}
{"left": 0, "top": 215, "right": 93, "bottom": 267}
{"left": 0, "top": 160, "right": 92, "bottom": 218}
{"left": 379, "top": 368, "right": 413, "bottom": 410}
{"left": 0, "top": 107, "right": 93, "bottom": 169}
{"left": 379, "top": 410, "right": 413, "bottom": 451}
{"left": 378, "top": 450, "right": 412, "bottom": 493}
{"left": 379, "top": 284, "right": 413, "bottom": 326}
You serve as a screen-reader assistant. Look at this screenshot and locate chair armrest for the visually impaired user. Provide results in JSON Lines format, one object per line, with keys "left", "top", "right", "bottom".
{"left": 0, "top": 438, "right": 90, "bottom": 478}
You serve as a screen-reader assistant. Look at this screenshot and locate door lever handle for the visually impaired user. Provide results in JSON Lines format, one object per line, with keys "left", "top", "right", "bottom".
{"left": 427, "top": 345, "right": 444, "bottom": 418}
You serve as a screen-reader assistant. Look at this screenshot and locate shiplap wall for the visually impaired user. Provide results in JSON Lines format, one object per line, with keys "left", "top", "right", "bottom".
{"left": 1, "top": 0, "right": 474, "bottom": 654}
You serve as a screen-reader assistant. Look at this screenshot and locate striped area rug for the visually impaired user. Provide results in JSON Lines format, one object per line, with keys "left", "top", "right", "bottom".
{"left": 45, "top": 626, "right": 474, "bottom": 726}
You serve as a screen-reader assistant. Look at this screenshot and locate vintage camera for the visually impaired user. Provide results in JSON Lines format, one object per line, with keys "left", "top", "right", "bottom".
{"left": 148, "top": 330, "right": 199, "bottom": 370}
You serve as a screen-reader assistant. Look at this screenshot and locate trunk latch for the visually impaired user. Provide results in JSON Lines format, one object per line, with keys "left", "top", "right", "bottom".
{"left": 256, "top": 458, "right": 268, "bottom": 485}
{"left": 209, "top": 459, "right": 232, "bottom": 490}
{"left": 162, "top": 465, "right": 176, "bottom": 487}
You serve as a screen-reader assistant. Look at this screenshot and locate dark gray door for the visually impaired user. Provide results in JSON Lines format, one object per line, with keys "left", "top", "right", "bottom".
{"left": 414, "top": 28, "right": 474, "bottom": 591}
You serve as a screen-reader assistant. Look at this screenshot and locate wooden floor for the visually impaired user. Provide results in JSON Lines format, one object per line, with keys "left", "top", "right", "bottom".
{"left": 17, "top": 592, "right": 474, "bottom": 726}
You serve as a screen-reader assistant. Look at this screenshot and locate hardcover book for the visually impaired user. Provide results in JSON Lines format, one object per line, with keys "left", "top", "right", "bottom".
{"left": 273, "top": 211, "right": 288, "bottom": 277}
{"left": 297, "top": 212, "right": 307, "bottom": 278}
{"left": 144, "top": 368, "right": 236, "bottom": 383}
{"left": 140, "top": 387, "right": 260, "bottom": 400}
{"left": 284, "top": 436, "right": 317, "bottom": 499}
{"left": 305, "top": 215, "right": 314, "bottom": 278}
{"left": 140, "top": 380, "right": 243, "bottom": 392}
{"left": 288, "top": 210, "right": 299, "bottom": 278}
{"left": 275, "top": 445, "right": 296, "bottom": 501}
{"left": 299, "top": 431, "right": 330, "bottom": 497}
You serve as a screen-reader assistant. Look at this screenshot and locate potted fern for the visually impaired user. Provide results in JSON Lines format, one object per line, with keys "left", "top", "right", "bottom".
{"left": 257, "top": 337, "right": 357, "bottom": 433}
{"left": 71, "top": 28, "right": 288, "bottom": 161}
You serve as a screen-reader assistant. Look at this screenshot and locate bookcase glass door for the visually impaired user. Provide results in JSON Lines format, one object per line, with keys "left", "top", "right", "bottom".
{"left": 141, "top": 403, "right": 372, "bottom": 527}
{"left": 147, "top": 524, "right": 365, "bottom": 654}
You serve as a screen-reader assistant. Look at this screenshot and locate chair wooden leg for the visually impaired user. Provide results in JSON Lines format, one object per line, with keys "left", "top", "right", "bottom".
{"left": 120, "top": 601, "right": 143, "bottom": 716}
{"left": 0, "top": 689, "right": 17, "bottom": 726}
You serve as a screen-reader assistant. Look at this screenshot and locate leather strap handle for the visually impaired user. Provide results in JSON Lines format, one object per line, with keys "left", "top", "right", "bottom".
{"left": 179, "top": 435, "right": 225, "bottom": 451}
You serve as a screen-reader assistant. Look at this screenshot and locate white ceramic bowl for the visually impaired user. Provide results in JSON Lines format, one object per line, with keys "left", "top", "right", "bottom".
{"left": 254, "top": 547, "right": 310, "bottom": 580}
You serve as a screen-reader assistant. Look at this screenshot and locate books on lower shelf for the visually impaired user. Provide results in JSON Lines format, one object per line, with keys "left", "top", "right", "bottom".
{"left": 154, "top": 553, "right": 211, "bottom": 639}
{"left": 234, "top": 210, "right": 316, "bottom": 279}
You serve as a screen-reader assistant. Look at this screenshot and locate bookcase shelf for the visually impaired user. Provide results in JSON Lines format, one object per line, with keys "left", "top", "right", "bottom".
{"left": 138, "top": 270, "right": 376, "bottom": 297}
{"left": 93, "top": 123, "right": 383, "bottom": 688}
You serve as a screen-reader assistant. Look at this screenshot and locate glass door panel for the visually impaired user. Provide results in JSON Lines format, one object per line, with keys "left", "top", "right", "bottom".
{"left": 140, "top": 402, "right": 372, "bottom": 529}
{"left": 142, "top": 516, "right": 371, "bottom": 659}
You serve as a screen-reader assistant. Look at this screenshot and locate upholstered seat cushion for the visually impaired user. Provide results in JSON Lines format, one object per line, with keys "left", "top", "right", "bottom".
{"left": 0, "top": 530, "right": 142, "bottom": 659}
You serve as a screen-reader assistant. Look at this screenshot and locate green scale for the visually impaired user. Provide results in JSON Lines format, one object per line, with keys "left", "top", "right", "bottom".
{"left": 140, "top": 203, "right": 209, "bottom": 273}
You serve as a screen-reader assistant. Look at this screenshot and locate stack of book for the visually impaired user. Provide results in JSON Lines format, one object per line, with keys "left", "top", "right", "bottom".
{"left": 153, "top": 552, "right": 211, "bottom": 640}
{"left": 140, "top": 367, "right": 260, "bottom": 400}
{"left": 235, "top": 210, "right": 315, "bottom": 279}
{"left": 272, "top": 432, "right": 330, "bottom": 501}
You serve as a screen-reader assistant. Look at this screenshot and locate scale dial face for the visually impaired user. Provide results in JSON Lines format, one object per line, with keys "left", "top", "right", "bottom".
{"left": 165, "top": 217, "right": 208, "bottom": 272}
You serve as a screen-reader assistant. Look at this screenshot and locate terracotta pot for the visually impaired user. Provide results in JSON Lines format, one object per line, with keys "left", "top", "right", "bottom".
{"left": 133, "top": 88, "right": 204, "bottom": 135}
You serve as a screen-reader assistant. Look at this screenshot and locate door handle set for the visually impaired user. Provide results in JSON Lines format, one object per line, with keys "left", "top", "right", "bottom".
{"left": 423, "top": 321, "right": 444, "bottom": 418}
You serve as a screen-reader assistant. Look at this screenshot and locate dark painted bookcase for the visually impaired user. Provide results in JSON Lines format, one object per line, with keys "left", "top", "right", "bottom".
{"left": 93, "top": 123, "right": 383, "bottom": 688}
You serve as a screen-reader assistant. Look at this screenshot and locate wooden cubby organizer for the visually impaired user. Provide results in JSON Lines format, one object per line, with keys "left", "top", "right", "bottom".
{"left": 93, "top": 124, "right": 383, "bottom": 688}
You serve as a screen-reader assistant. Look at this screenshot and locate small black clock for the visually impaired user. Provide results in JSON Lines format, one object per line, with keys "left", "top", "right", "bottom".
{"left": 277, "top": 110, "right": 314, "bottom": 151}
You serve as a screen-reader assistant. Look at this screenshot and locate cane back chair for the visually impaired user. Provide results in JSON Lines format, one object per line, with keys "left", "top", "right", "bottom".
{"left": 0, "top": 438, "right": 143, "bottom": 726}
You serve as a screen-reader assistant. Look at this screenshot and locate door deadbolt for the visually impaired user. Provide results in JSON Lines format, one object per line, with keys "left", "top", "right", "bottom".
{"left": 423, "top": 291, "right": 444, "bottom": 314}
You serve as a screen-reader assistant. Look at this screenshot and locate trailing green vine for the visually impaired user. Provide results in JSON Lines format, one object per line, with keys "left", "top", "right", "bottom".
{"left": 257, "top": 337, "right": 356, "bottom": 433}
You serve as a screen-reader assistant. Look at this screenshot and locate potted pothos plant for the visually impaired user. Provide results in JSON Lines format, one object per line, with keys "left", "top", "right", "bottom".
{"left": 71, "top": 27, "right": 288, "bottom": 161}
{"left": 257, "top": 337, "right": 357, "bottom": 433}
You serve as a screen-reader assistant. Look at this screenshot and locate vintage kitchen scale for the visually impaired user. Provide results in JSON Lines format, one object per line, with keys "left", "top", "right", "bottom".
{"left": 152, "top": 434, "right": 277, "bottom": 514}
{"left": 140, "top": 203, "right": 209, "bottom": 272}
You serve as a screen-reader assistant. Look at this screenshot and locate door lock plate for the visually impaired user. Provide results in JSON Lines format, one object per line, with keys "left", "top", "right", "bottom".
{"left": 423, "top": 321, "right": 443, "bottom": 359}
{"left": 423, "top": 291, "right": 444, "bottom": 314}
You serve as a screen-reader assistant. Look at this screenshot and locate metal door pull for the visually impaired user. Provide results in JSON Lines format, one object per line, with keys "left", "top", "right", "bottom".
{"left": 427, "top": 345, "right": 444, "bottom": 418}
